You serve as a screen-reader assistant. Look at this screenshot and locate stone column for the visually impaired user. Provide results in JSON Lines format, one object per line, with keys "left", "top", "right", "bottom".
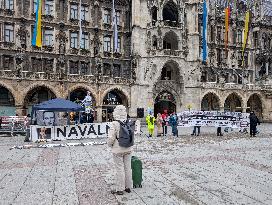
{"left": 96, "top": 106, "right": 102, "bottom": 122}
{"left": 16, "top": 105, "right": 26, "bottom": 116}
{"left": 266, "top": 62, "right": 269, "bottom": 75}
{"left": 186, "top": 2, "right": 200, "bottom": 61}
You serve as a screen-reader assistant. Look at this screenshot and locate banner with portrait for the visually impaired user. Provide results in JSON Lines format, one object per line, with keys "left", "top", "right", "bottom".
{"left": 30, "top": 123, "right": 111, "bottom": 141}
{"left": 177, "top": 111, "right": 250, "bottom": 128}
{"left": 36, "top": 111, "right": 59, "bottom": 126}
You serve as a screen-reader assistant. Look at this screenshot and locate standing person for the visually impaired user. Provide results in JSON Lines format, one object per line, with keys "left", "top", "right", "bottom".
{"left": 24, "top": 114, "right": 31, "bottom": 142}
{"left": 249, "top": 111, "right": 260, "bottom": 137}
{"left": 146, "top": 112, "right": 155, "bottom": 138}
{"left": 161, "top": 110, "right": 169, "bottom": 136}
{"left": 217, "top": 127, "right": 223, "bottom": 136}
{"left": 169, "top": 112, "right": 178, "bottom": 137}
{"left": 191, "top": 126, "right": 200, "bottom": 136}
{"left": 156, "top": 113, "right": 163, "bottom": 137}
{"left": 108, "top": 105, "right": 135, "bottom": 195}
{"left": 0, "top": 116, "right": 2, "bottom": 129}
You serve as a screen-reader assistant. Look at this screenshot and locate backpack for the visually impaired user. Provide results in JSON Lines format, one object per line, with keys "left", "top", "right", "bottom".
{"left": 116, "top": 120, "right": 136, "bottom": 148}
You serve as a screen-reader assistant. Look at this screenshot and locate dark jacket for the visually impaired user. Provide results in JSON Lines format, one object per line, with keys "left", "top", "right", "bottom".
{"left": 249, "top": 113, "right": 260, "bottom": 126}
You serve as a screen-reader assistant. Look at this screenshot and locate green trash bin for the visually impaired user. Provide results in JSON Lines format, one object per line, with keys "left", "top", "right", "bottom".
{"left": 131, "top": 156, "right": 142, "bottom": 188}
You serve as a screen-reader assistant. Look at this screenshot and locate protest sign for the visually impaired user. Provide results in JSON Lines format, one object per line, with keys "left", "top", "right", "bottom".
{"left": 30, "top": 123, "right": 111, "bottom": 141}
{"left": 177, "top": 111, "right": 249, "bottom": 128}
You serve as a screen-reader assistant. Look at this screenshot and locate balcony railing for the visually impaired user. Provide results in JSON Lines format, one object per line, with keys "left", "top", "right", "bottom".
{"left": 0, "top": 70, "right": 134, "bottom": 85}
{"left": 147, "top": 20, "right": 182, "bottom": 28}
{"left": 200, "top": 82, "right": 272, "bottom": 91}
{"left": 150, "top": 49, "right": 183, "bottom": 57}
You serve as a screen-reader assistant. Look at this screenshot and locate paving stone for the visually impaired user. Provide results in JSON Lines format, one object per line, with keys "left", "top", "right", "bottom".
{"left": 0, "top": 124, "right": 272, "bottom": 204}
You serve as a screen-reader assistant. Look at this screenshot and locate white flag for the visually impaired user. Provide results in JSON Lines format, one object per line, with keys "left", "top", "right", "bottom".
{"left": 112, "top": 0, "right": 118, "bottom": 52}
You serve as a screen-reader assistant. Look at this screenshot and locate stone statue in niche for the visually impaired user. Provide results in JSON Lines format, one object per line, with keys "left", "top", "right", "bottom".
{"left": 57, "top": 55, "right": 66, "bottom": 68}
{"left": 59, "top": 38, "right": 66, "bottom": 54}
{"left": 150, "top": 64, "right": 157, "bottom": 81}
{"left": 231, "top": 52, "right": 236, "bottom": 68}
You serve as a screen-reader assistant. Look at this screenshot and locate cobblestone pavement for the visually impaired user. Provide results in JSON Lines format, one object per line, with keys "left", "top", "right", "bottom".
{"left": 0, "top": 124, "right": 272, "bottom": 205}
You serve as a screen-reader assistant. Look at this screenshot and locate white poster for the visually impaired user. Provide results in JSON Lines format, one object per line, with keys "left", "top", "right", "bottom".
{"left": 177, "top": 111, "right": 250, "bottom": 128}
{"left": 30, "top": 123, "right": 111, "bottom": 141}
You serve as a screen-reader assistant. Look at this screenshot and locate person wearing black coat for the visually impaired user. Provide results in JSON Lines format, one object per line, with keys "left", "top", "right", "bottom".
{"left": 249, "top": 111, "right": 260, "bottom": 137}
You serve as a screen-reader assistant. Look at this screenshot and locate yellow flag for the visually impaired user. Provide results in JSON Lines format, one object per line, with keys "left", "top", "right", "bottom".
{"left": 242, "top": 11, "right": 250, "bottom": 66}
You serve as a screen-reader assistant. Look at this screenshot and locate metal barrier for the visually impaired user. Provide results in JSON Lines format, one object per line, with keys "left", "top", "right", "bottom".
{"left": 0, "top": 116, "right": 27, "bottom": 135}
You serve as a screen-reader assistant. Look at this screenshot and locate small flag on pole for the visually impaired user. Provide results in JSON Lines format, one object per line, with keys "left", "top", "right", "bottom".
{"left": 79, "top": 0, "right": 82, "bottom": 48}
{"left": 112, "top": 0, "right": 118, "bottom": 52}
{"left": 242, "top": 1, "right": 251, "bottom": 67}
{"left": 224, "top": 0, "right": 230, "bottom": 50}
{"left": 202, "top": 0, "right": 208, "bottom": 63}
{"left": 32, "top": 0, "right": 42, "bottom": 47}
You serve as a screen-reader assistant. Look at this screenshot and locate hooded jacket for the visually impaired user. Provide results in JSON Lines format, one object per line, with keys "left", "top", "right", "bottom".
{"left": 107, "top": 121, "right": 133, "bottom": 154}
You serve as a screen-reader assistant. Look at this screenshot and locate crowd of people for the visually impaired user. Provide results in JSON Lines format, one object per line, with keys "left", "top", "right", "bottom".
{"left": 145, "top": 110, "right": 261, "bottom": 138}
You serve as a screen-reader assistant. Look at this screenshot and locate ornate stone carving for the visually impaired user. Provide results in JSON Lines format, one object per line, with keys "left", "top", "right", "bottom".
{"left": 56, "top": 30, "right": 68, "bottom": 54}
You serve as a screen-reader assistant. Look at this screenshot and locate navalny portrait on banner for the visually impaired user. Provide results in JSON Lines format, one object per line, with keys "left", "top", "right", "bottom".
{"left": 37, "top": 111, "right": 58, "bottom": 126}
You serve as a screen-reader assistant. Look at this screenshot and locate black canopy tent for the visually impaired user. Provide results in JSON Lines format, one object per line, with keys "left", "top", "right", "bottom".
{"left": 31, "top": 98, "right": 84, "bottom": 125}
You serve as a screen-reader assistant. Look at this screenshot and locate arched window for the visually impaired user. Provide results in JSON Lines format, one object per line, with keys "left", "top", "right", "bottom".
{"left": 163, "top": 31, "right": 178, "bottom": 50}
{"left": 224, "top": 93, "right": 242, "bottom": 112}
{"left": 163, "top": 2, "right": 178, "bottom": 24}
{"left": 201, "top": 93, "right": 220, "bottom": 111}
{"left": 151, "top": 6, "right": 157, "bottom": 23}
{"left": 152, "top": 35, "right": 157, "bottom": 49}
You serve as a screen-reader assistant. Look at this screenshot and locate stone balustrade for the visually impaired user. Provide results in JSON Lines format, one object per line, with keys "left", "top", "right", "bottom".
{"left": 0, "top": 70, "right": 134, "bottom": 85}
{"left": 150, "top": 49, "right": 183, "bottom": 57}
{"left": 200, "top": 82, "right": 272, "bottom": 91}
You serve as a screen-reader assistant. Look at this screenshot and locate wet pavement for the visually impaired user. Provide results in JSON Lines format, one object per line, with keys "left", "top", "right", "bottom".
{"left": 0, "top": 123, "right": 272, "bottom": 205}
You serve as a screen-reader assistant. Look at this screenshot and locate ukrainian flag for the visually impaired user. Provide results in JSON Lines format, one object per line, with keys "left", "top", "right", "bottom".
{"left": 32, "top": 0, "right": 42, "bottom": 47}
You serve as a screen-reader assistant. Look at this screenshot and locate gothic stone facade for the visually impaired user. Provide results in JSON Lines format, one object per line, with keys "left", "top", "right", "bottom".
{"left": 0, "top": 0, "right": 272, "bottom": 122}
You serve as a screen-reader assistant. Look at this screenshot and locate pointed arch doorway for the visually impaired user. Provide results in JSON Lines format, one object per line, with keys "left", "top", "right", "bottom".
{"left": 154, "top": 91, "right": 176, "bottom": 116}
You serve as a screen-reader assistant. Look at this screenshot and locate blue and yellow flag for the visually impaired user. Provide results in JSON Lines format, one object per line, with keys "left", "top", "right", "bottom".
{"left": 32, "top": 0, "right": 42, "bottom": 47}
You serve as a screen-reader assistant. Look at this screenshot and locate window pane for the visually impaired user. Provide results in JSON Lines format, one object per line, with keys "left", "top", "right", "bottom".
{"left": 71, "top": 4, "right": 78, "bottom": 19}
{"left": 4, "top": 24, "right": 14, "bottom": 42}
{"left": 104, "top": 36, "right": 111, "bottom": 52}
{"left": 44, "top": 29, "right": 53, "bottom": 46}
{"left": 81, "top": 6, "right": 88, "bottom": 21}
{"left": 103, "top": 10, "right": 111, "bottom": 24}
{"left": 45, "top": 0, "right": 54, "bottom": 15}
{"left": 5, "top": 0, "right": 14, "bottom": 10}
{"left": 117, "top": 37, "right": 121, "bottom": 52}
{"left": 70, "top": 32, "right": 78, "bottom": 48}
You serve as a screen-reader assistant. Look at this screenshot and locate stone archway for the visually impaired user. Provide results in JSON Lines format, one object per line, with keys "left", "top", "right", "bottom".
{"left": 0, "top": 86, "right": 16, "bottom": 116}
{"left": 224, "top": 93, "right": 242, "bottom": 112}
{"left": 23, "top": 86, "right": 56, "bottom": 115}
{"left": 102, "top": 89, "right": 128, "bottom": 122}
{"left": 201, "top": 93, "right": 220, "bottom": 111}
{"left": 154, "top": 91, "right": 176, "bottom": 116}
{"left": 247, "top": 94, "right": 263, "bottom": 120}
{"left": 69, "top": 88, "right": 96, "bottom": 106}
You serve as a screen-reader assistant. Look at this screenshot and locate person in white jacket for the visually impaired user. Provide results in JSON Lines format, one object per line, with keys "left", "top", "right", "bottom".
{"left": 108, "top": 105, "right": 139, "bottom": 195}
